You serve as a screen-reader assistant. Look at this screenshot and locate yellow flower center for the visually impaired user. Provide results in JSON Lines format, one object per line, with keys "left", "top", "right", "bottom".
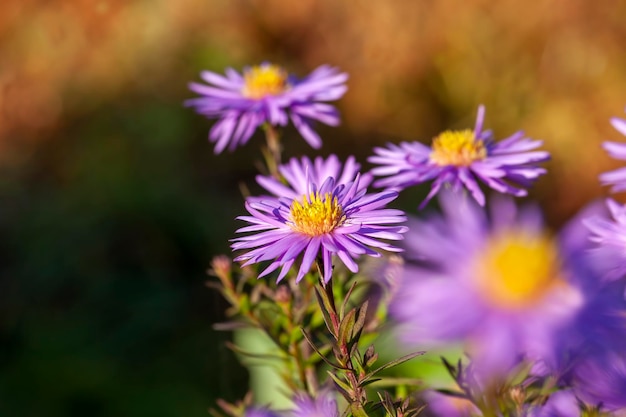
{"left": 429, "top": 129, "right": 487, "bottom": 166}
{"left": 289, "top": 192, "right": 345, "bottom": 237}
{"left": 242, "top": 64, "right": 289, "bottom": 99}
{"left": 473, "top": 230, "right": 563, "bottom": 309}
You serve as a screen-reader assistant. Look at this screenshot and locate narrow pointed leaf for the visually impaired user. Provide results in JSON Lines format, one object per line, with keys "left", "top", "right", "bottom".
{"left": 327, "top": 370, "right": 353, "bottom": 397}
{"left": 315, "top": 284, "right": 338, "bottom": 337}
{"left": 340, "top": 280, "right": 359, "bottom": 319}
{"left": 351, "top": 300, "right": 369, "bottom": 344}
{"left": 363, "top": 350, "right": 426, "bottom": 380}
{"left": 301, "top": 329, "right": 347, "bottom": 370}
{"left": 338, "top": 308, "right": 356, "bottom": 348}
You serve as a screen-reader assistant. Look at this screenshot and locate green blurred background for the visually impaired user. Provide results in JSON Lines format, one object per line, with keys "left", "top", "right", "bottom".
{"left": 2, "top": 1, "right": 626, "bottom": 416}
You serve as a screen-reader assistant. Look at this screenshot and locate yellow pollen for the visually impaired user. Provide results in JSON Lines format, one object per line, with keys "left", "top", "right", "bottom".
{"left": 289, "top": 192, "right": 345, "bottom": 237}
{"left": 242, "top": 64, "right": 289, "bottom": 99}
{"left": 429, "top": 129, "right": 487, "bottom": 166}
{"left": 473, "top": 231, "right": 563, "bottom": 309}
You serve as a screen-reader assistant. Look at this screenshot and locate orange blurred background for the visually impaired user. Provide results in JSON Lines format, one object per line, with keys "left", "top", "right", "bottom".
{"left": 3, "top": 0, "right": 626, "bottom": 217}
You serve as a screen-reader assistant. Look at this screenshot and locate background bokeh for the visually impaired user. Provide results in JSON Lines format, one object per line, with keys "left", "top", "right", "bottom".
{"left": 2, "top": 1, "right": 626, "bottom": 416}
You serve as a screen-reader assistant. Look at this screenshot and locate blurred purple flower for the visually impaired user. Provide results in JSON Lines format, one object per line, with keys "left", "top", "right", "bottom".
{"left": 584, "top": 198, "right": 626, "bottom": 282}
{"left": 186, "top": 63, "right": 347, "bottom": 153}
{"left": 291, "top": 392, "right": 339, "bottom": 417}
{"left": 423, "top": 391, "right": 480, "bottom": 417}
{"left": 559, "top": 272, "right": 626, "bottom": 412}
{"left": 231, "top": 155, "right": 407, "bottom": 283}
{"left": 599, "top": 115, "right": 626, "bottom": 193}
{"left": 529, "top": 390, "right": 580, "bottom": 417}
{"left": 571, "top": 350, "right": 626, "bottom": 411}
{"left": 368, "top": 105, "right": 549, "bottom": 207}
{"left": 391, "top": 192, "right": 583, "bottom": 379}
{"left": 245, "top": 408, "right": 283, "bottom": 417}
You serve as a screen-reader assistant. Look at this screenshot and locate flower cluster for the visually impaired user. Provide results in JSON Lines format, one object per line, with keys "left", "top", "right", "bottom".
{"left": 190, "top": 62, "right": 626, "bottom": 417}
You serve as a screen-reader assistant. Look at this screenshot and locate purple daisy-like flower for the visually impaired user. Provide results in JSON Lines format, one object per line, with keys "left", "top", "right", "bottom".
{"left": 529, "top": 390, "right": 580, "bottom": 417}
{"left": 583, "top": 198, "right": 626, "bottom": 282}
{"left": 368, "top": 105, "right": 549, "bottom": 207}
{"left": 558, "top": 270, "right": 626, "bottom": 411}
{"left": 573, "top": 352, "right": 626, "bottom": 411}
{"left": 599, "top": 115, "right": 626, "bottom": 192}
{"left": 231, "top": 155, "right": 407, "bottom": 283}
{"left": 186, "top": 63, "right": 348, "bottom": 153}
{"left": 391, "top": 192, "right": 583, "bottom": 379}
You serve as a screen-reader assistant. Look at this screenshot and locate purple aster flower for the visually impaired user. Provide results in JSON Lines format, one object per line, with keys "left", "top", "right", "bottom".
{"left": 291, "top": 392, "right": 339, "bottom": 417}
{"left": 529, "top": 390, "right": 580, "bottom": 417}
{"left": 558, "top": 270, "right": 626, "bottom": 411}
{"left": 391, "top": 192, "right": 583, "bottom": 380}
{"left": 599, "top": 115, "right": 626, "bottom": 192}
{"left": 185, "top": 63, "right": 348, "bottom": 153}
{"left": 231, "top": 155, "right": 407, "bottom": 283}
{"left": 583, "top": 198, "right": 626, "bottom": 282}
{"left": 571, "top": 349, "right": 626, "bottom": 412}
{"left": 368, "top": 105, "right": 549, "bottom": 207}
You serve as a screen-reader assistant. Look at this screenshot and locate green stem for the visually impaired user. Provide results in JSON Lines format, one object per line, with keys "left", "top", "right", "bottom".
{"left": 262, "top": 124, "right": 282, "bottom": 178}
{"left": 284, "top": 297, "right": 312, "bottom": 394}
{"left": 317, "top": 271, "right": 367, "bottom": 410}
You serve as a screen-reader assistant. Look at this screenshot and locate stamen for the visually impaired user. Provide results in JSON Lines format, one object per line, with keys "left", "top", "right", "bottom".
{"left": 289, "top": 192, "right": 345, "bottom": 236}
{"left": 430, "top": 129, "right": 487, "bottom": 166}
{"left": 242, "top": 64, "right": 289, "bottom": 99}
{"left": 473, "top": 231, "right": 563, "bottom": 309}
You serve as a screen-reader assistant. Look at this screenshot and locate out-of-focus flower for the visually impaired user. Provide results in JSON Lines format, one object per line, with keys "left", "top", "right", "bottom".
{"left": 291, "top": 392, "right": 339, "bottom": 417}
{"left": 528, "top": 390, "right": 580, "bottom": 417}
{"left": 245, "top": 407, "right": 283, "bottom": 417}
{"left": 560, "top": 273, "right": 626, "bottom": 412}
{"left": 600, "top": 115, "right": 626, "bottom": 193}
{"left": 422, "top": 390, "right": 481, "bottom": 417}
{"left": 391, "top": 192, "right": 583, "bottom": 379}
{"left": 231, "top": 155, "right": 407, "bottom": 283}
{"left": 185, "top": 63, "right": 348, "bottom": 153}
{"left": 368, "top": 105, "right": 549, "bottom": 207}
{"left": 571, "top": 350, "right": 626, "bottom": 412}
{"left": 584, "top": 198, "right": 626, "bottom": 282}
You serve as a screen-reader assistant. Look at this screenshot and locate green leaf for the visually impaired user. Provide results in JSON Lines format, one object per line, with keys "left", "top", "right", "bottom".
{"left": 363, "top": 345, "right": 378, "bottom": 369}
{"left": 301, "top": 329, "right": 346, "bottom": 370}
{"left": 326, "top": 370, "right": 352, "bottom": 397}
{"left": 350, "top": 300, "right": 369, "bottom": 345}
{"left": 289, "top": 326, "right": 303, "bottom": 345}
{"left": 314, "top": 285, "right": 337, "bottom": 338}
{"left": 239, "top": 294, "right": 251, "bottom": 314}
{"left": 363, "top": 350, "right": 426, "bottom": 381}
{"left": 350, "top": 402, "right": 370, "bottom": 417}
{"left": 338, "top": 308, "right": 356, "bottom": 349}
{"left": 361, "top": 376, "right": 422, "bottom": 388}
{"left": 358, "top": 377, "right": 382, "bottom": 388}
{"left": 340, "top": 280, "right": 359, "bottom": 319}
